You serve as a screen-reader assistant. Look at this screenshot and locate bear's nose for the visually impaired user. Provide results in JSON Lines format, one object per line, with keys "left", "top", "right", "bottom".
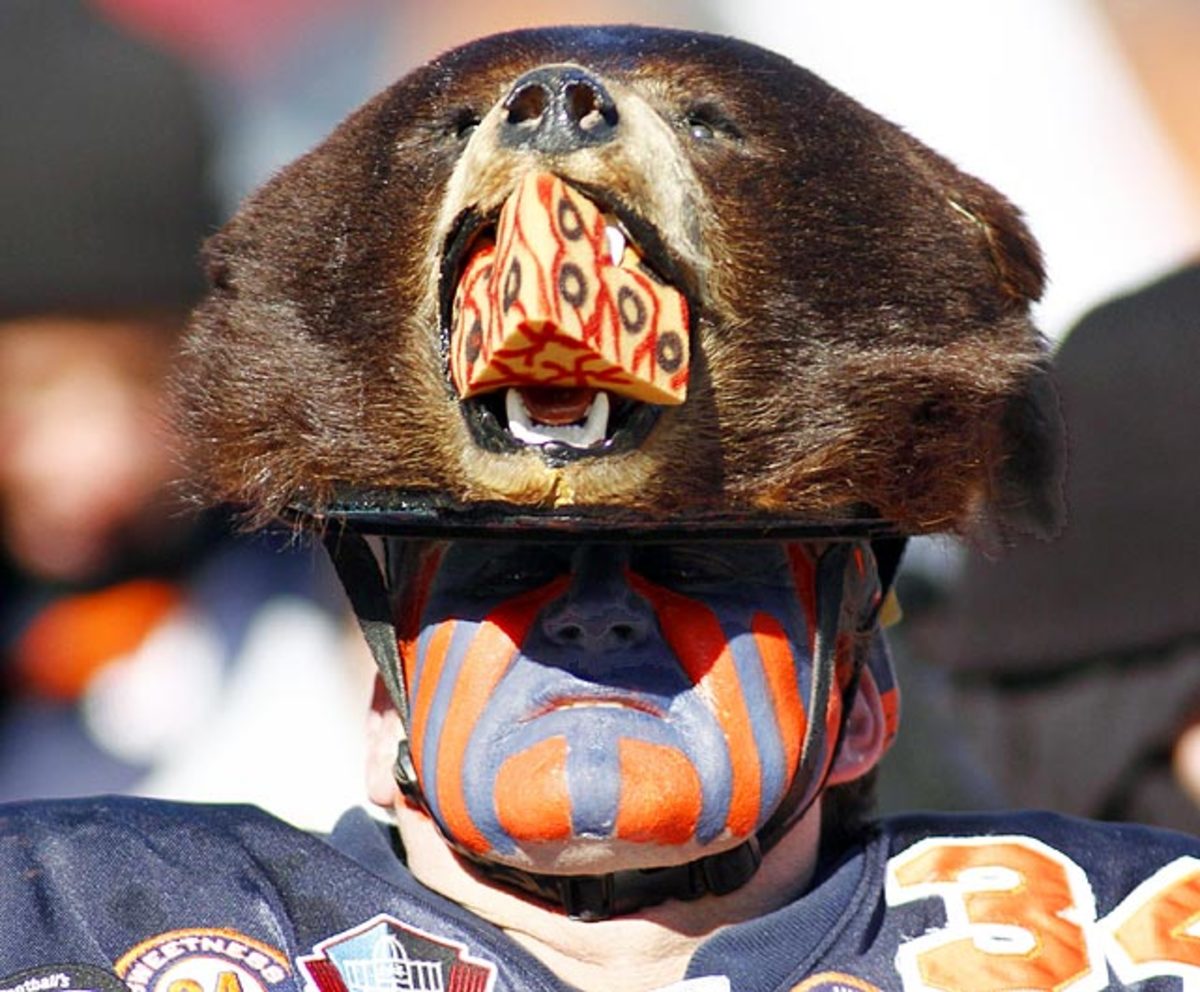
{"left": 500, "top": 64, "right": 618, "bottom": 153}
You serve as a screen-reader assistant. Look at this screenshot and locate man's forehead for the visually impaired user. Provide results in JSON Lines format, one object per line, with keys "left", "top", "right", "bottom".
{"left": 392, "top": 536, "right": 811, "bottom": 558}
{"left": 386, "top": 538, "right": 814, "bottom": 589}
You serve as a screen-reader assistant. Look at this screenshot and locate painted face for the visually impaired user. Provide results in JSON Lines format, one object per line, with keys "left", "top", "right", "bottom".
{"left": 391, "top": 540, "right": 849, "bottom": 871}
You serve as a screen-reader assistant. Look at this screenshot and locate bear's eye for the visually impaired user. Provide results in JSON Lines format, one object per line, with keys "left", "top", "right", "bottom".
{"left": 680, "top": 103, "right": 740, "bottom": 143}
{"left": 449, "top": 107, "right": 482, "bottom": 141}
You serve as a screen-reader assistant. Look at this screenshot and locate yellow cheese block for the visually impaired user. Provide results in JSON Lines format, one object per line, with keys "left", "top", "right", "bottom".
{"left": 451, "top": 172, "right": 689, "bottom": 405}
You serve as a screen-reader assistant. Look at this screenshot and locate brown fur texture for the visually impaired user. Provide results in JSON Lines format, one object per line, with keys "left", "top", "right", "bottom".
{"left": 176, "top": 26, "right": 1063, "bottom": 541}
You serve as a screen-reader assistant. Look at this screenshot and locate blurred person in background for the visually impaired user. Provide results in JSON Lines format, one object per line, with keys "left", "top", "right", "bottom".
{"left": 0, "top": 0, "right": 366, "bottom": 828}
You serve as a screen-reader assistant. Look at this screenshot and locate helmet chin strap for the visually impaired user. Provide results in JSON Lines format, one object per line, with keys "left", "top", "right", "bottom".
{"left": 756, "top": 542, "right": 865, "bottom": 853}
{"left": 322, "top": 529, "right": 874, "bottom": 921}
{"left": 321, "top": 529, "right": 417, "bottom": 789}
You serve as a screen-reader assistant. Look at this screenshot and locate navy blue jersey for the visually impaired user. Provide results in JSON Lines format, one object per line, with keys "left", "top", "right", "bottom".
{"left": 3, "top": 797, "right": 1200, "bottom": 991}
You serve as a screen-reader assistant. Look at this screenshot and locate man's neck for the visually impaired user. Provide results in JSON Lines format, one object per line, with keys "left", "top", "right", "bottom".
{"left": 394, "top": 803, "right": 823, "bottom": 992}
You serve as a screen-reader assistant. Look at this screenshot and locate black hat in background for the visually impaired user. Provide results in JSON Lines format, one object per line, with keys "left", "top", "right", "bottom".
{"left": 947, "top": 261, "right": 1200, "bottom": 675}
{"left": 0, "top": 0, "right": 219, "bottom": 322}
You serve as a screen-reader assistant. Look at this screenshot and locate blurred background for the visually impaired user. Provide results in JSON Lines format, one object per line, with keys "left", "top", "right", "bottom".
{"left": 1, "top": 0, "right": 1197, "bottom": 832}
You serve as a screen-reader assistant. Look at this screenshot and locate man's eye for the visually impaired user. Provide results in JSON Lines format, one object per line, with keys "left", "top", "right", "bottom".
{"left": 634, "top": 550, "right": 733, "bottom": 586}
{"left": 473, "top": 558, "right": 564, "bottom": 592}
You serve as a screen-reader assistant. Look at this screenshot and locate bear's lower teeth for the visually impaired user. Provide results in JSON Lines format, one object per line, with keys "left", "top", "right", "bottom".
{"left": 505, "top": 388, "right": 610, "bottom": 448}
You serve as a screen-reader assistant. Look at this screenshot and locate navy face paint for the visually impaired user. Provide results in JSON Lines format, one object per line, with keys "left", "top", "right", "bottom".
{"left": 394, "top": 541, "right": 832, "bottom": 869}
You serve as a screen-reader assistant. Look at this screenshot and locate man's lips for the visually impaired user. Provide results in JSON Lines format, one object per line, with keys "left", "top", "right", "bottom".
{"left": 527, "top": 693, "right": 663, "bottom": 720}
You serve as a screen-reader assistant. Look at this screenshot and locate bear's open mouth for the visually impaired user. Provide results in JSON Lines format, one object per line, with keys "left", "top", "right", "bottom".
{"left": 439, "top": 173, "right": 692, "bottom": 462}
{"left": 467, "top": 385, "right": 662, "bottom": 461}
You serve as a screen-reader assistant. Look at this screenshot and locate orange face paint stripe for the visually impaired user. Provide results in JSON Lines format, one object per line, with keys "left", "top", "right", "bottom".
{"left": 615, "top": 739, "right": 703, "bottom": 844}
{"left": 494, "top": 735, "right": 572, "bottom": 843}
{"left": 751, "top": 612, "right": 806, "bottom": 781}
{"left": 825, "top": 633, "right": 849, "bottom": 744}
{"left": 396, "top": 545, "right": 446, "bottom": 697}
{"left": 435, "top": 576, "right": 570, "bottom": 854}
{"left": 880, "top": 686, "right": 900, "bottom": 746}
{"left": 626, "top": 572, "right": 762, "bottom": 838}
{"left": 406, "top": 619, "right": 455, "bottom": 776}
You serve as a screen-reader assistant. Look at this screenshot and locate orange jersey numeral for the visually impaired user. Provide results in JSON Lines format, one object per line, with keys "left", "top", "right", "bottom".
{"left": 1102, "top": 856, "right": 1200, "bottom": 984}
{"left": 886, "top": 836, "right": 1105, "bottom": 992}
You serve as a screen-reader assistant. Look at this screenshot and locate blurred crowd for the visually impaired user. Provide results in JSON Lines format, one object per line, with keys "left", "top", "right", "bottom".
{"left": 1, "top": 0, "right": 1197, "bottom": 833}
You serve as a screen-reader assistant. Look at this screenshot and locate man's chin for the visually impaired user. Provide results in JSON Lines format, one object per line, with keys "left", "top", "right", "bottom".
{"left": 467, "top": 832, "right": 748, "bottom": 876}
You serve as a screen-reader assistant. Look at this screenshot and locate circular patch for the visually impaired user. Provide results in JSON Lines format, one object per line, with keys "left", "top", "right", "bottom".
{"left": 502, "top": 259, "right": 521, "bottom": 312}
{"left": 789, "top": 973, "right": 882, "bottom": 992}
{"left": 558, "top": 263, "right": 588, "bottom": 308}
{"left": 115, "top": 929, "right": 291, "bottom": 992}
{"left": 464, "top": 315, "right": 483, "bottom": 363}
{"left": 618, "top": 286, "right": 647, "bottom": 335}
{"left": 556, "top": 196, "right": 585, "bottom": 241}
{"left": 656, "top": 330, "right": 684, "bottom": 372}
{"left": 1, "top": 965, "right": 126, "bottom": 992}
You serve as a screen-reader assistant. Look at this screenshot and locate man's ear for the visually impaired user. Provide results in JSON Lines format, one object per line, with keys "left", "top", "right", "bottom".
{"left": 365, "top": 676, "right": 404, "bottom": 809}
{"left": 826, "top": 664, "right": 888, "bottom": 787}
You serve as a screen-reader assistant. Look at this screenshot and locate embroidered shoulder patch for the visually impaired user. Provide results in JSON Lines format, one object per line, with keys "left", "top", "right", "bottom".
{"left": 299, "top": 915, "right": 496, "bottom": 992}
{"left": 114, "top": 929, "right": 292, "bottom": 992}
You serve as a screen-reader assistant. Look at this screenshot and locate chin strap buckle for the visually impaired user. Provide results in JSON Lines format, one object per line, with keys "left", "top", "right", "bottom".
{"left": 699, "top": 836, "right": 762, "bottom": 896}
{"left": 392, "top": 739, "right": 421, "bottom": 800}
{"left": 556, "top": 874, "right": 616, "bottom": 921}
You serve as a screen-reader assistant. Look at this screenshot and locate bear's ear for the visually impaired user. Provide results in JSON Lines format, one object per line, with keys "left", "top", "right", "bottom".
{"left": 896, "top": 140, "right": 1062, "bottom": 543}
{"left": 901, "top": 132, "right": 1046, "bottom": 307}
{"left": 911, "top": 150, "right": 1062, "bottom": 543}
{"left": 950, "top": 186, "right": 1063, "bottom": 544}
{"left": 947, "top": 188, "right": 1046, "bottom": 305}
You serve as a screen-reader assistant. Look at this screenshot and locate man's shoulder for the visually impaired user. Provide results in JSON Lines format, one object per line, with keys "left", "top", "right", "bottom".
{"left": 0, "top": 797, "right": 333, "bottom": 976}
{"left": 0, "top": 794, "right": 316, "bottom": 860}
{"left": 0, "top": 798, "right": 555, "bottom": 992}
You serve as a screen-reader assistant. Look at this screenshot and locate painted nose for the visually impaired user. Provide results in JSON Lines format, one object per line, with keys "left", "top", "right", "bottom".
{"left": 541, "top": 546, "right": 654, "bottom": 651}
{"left": 500, "top": 64, "right": 619, "bottom": 153}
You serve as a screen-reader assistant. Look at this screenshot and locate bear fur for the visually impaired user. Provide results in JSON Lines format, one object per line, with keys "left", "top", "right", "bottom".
{"left": 176, "top": 25, "right": 1062, "bottom": 542}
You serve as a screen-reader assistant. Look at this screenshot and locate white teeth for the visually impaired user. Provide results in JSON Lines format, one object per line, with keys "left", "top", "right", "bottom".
{"left": 505, "top": 389, "right": 610, "bottom": 448}
{"left": 605, "top": 224, "right": 627, "bottom": 265}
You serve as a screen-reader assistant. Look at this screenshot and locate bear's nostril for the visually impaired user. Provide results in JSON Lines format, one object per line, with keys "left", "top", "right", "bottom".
{"left": 507, "top": 82, "right": 549, "bottom": 126}
{"left": 565, "top": 80, "right": 612, "bottom": 132}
